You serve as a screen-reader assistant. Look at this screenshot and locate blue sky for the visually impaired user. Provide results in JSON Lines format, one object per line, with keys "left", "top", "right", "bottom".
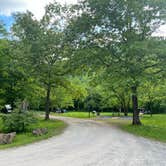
{"left": 0, "top": 15, "right": 14, "bottom": 32}
{"left": 0, "top": 0, "right": 77, "bottom": 32}
{"left": 0, "top": 0, "right": 165, "bottom": 36}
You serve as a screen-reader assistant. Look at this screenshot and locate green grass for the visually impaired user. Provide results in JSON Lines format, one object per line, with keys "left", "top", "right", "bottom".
{"left": 107, "top": 114, "right": 166, "bottom": 143}
{"left": 0, "top": 117, "right": 67, "bottom": 149}
{"left": 52, "top": 111, "right": 95, "bottom": 118}
{"left": 52, "top": 111, "right": 133, "bottom": 119}
{"left": 52, "top": 111, "right": 123, "bottom": 118}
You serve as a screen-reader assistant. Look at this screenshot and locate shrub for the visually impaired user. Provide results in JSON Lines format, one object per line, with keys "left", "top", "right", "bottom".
{"left": 2, "top": 111, "right": 37, "bottom": 133}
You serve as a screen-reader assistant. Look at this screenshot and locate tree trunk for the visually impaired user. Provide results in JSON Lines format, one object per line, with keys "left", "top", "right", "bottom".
{"left": 149, "top": 102, "right": 153, "bottom": 117}
{"left": 45, "top": 84, "right": 51, "bottom": 120}
{"left": 124, "top": 107, "right": 128, "bottom": 116}
{"left": 121, "top": 104, "right": 128, "bottom": 116}
{"left": 131, "top": 86, "right": 141, "bottom": 125}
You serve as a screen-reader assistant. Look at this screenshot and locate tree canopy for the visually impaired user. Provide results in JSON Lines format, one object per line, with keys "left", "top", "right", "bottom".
{"left": 0, "top": 0, "right": 165, "bottom": 124}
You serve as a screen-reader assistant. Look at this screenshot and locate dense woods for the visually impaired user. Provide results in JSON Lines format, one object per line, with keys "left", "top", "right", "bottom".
{"left": 0, "top": 0, "right": 166, "bottom": 124}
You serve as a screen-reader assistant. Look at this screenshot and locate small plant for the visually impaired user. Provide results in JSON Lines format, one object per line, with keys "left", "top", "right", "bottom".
{"left": 2, "top": 110, "right": 37, "bottom": 133}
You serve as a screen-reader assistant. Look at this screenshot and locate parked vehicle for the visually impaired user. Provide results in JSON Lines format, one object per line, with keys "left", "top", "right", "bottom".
{"left": 55, "top": 108, "right": 67, "bottom": 113}
{"left": 1, "top": 104, "right": 12, "bottom": 113}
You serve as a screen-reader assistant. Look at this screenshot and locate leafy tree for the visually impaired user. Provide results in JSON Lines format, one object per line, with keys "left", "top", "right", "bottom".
{"left": 12, "top": 3, "right": 72, "bottom": 120}
{"left": 66, "top": 0, "right": 166, "bottom": 124}
{"left": 139, "top": 79, "right": 166, "bottom": 115}
{"left": 0, "top": 21, "right": 6, "bottom": 36}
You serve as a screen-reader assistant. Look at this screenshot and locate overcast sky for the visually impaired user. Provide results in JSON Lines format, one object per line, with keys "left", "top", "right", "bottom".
{"left": 0, "top": 0, "right": 77, "bottom": 19}
{"left": 0, "top": 0, "right": 165, "bottom": 36}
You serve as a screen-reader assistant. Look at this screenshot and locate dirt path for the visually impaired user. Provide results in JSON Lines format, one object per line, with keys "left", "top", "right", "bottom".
{"left": 0, "top": 116, "right": 165, "bottom": 166}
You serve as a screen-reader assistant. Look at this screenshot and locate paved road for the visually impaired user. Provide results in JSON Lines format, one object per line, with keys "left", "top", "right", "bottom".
{"left": 0, "top": 116, "right": 165, "bottom": 166}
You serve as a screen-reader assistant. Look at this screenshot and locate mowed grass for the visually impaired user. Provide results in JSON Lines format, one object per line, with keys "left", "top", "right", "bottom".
{"left": 0, "top": 117, "right": 67, "bottom": 149}
{"left": 107, "top": 114, "right": 166, "bottom": 142}
{"left": 52, "top": 111, "right": 133, "bottom": 119}
{"left": 52, "top": 111, "right": 127, "bottom": 118}
{"left": 53, "top": 111, "right": 95, "bottom": 118}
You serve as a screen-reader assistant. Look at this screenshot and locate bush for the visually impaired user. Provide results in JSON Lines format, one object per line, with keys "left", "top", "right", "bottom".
{"left": 2, "top": 111, "right": 37, "bottom": 133}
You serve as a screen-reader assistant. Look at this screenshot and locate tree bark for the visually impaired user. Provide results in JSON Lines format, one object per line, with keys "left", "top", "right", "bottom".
{"left": 45, "top": 84, "right": 51, "bottom": 120}
{"left": 131, "top": 86, "right": 141, "bottom": 125}
{"left": 149, "top": 102, "right": 153, "bottom": 117}
{"left": 121, "top": 103, "right": 128, "bottom": 116}
{"left": 124, "top": 107, "right": 128, "bottom": 116}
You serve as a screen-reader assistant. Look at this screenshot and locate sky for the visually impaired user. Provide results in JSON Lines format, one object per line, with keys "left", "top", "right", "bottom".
{"left": 0, "top": 0, "right": 165, "bottom": 36}
{"left": 0, "top": 0, "right": 77, "bottom": 32}
{"left": 0, "top": 0, "right": 77, "bottom": 19}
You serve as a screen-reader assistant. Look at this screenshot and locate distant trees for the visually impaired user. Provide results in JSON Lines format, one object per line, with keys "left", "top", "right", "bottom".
{"left": 139, "top": 79, "right": 166, "bottom": 115}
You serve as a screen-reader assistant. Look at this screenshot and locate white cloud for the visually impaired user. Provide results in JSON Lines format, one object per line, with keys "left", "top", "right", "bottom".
{"left": 0, "top": 0, "right": 78, "bottom": 19}
{"left": 0, "top": 0, "right": 165, "bottom": 36}
{"left": 153, "top": 25, "right": 166, "bottom": 37}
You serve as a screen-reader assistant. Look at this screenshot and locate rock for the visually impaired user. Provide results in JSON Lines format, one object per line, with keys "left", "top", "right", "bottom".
{"left": 0, "top": 132, "right": 16, "bottom": 144}
{"left": 32, "top": 128, "right": 48, "bottom": 136}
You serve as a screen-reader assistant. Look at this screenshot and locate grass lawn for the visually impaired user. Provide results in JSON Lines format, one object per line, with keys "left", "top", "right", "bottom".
{"left": 0, "top": 117, "right": 67, "bottom": 149}
{"left": 52, "top": 111, "right": 132, "bottom": 118}
{"left": 52, "top": 111, "right": 95, "bottom": 118}
{"left": 107, "top": 114, "right": 166, "bottom": 143}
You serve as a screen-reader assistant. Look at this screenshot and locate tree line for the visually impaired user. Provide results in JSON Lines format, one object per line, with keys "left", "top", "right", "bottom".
{"left": 0, "top": 0, "right": 166, "bottom": 124}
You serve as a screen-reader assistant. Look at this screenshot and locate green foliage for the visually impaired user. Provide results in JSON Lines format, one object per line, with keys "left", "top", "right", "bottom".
{"left": 0, "top": 117, "right": 67, "bottom": 149}
{"left": 12, "top": 7, "right": 73, "bottom": 119}
{"left": 0, "top": 21, "right": 6, "bottom": 36}
{"left": 1, "top": 111, "right": 37, "bottom": 133}
{"left": 107, "top": 114, "right": 166, "bottom": 142}
{"left": 139, "top": 79, "right": 166, "bottom": 113}
{"left": 0, "top": 0, "right": 165, "bottom": 123}
{"left": 66, "top": 0, "right": 166, "bottom": 124}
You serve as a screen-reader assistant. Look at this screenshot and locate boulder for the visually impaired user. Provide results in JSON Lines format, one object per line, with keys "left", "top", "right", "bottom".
{"left": 32, "top": 128, "right": 48, "bottom": 136}
{"left": 0, "top": 132, "right": 16, "bottom": 144}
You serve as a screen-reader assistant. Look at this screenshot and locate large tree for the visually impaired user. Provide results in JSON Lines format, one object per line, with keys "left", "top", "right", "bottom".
{"left": 66, "top": 0, "right": 166, "bottom": 124}
{"left": 12, "top": 3, "right": 71, "bottom": 120}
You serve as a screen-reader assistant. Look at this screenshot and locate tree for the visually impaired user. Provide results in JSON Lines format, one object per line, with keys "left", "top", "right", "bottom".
{"left": 0, "top": 21, "right": 6, "bottom": 36}
{"left": 66, "top": 0, "right": 166, "bottom": 125}
{"left": 12, "top": 4, "right": 71, "bottom": 120}
{"left": 139, "top": 79, "right": 166, "bottom": 115}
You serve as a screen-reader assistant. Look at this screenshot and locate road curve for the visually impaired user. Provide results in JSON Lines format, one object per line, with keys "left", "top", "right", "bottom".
{"left": 0, "top": 116, "right": 165, "bottom": 166}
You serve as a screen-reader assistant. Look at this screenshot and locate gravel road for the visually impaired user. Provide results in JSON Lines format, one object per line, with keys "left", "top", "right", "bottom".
{"left": 0, "top": 116, "right": 165, "bottom": 166}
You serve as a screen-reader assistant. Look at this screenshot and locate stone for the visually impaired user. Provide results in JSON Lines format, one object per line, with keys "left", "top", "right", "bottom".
{"left": 0, "top": 132, "right": 16, "bottom": 144}
{"left": 32, "top": 128, "right": 48, "bottom": 136}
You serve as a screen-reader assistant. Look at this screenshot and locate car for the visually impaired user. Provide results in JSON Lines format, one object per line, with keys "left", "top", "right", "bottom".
{"left": 1, "top": 104, "right": 12, "bottom": 113}
{"left": 55, "top": 109, "right": 67, "bottom": 113}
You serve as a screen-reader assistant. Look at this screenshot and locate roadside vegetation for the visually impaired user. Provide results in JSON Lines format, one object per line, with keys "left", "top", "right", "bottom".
{"left": 52, "top": 111, "right": 132, "bottom": 119}
{"left": 0, "top": 115, "right": 67, "bottom": 149}
{"left": 107, "top": 114, "right": 166, "bottom": 142}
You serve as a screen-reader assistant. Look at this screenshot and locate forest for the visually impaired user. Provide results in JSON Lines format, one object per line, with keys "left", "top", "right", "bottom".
{"left": 0, "top": 0, "right": 166, "bottom": 125}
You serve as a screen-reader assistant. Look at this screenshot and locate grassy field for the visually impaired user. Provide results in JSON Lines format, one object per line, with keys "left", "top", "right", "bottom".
{"left": 0, "top": 117, "right": 67, "bottom": 149}
{"left": 52, "top": 111, "right": 131, "bottom": 118}
{"left": 107, "top": 114, "right": 166, "bottom": 143}
{"left": 52, "top": 111, "right": 96, "bottom": 118}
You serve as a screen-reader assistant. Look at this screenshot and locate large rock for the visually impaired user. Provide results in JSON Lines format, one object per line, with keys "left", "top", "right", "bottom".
{"left": 0, "top": 132, "right": 16, "bottom": 144}
{"left": 32, "top": 128, "right": 48, "bottom": 136}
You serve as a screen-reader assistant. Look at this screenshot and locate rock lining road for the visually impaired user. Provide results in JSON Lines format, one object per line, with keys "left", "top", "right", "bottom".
{"left": 0, "top": 116, "right": 165, "bottom": 166}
